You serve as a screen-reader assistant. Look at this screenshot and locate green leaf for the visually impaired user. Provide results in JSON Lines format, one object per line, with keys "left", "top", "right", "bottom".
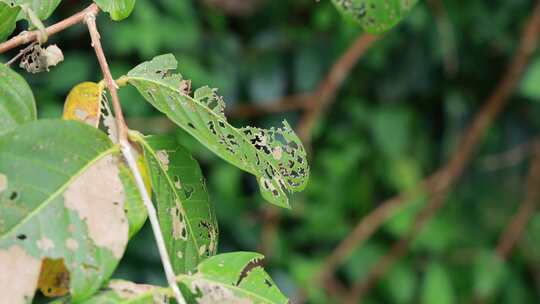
{"left": 0, "top": 0, "right": 61, "bottom": 20}
{"left": 331, "top": 0, "right": 418, "bottom": 34}
{"left": 124, "top": 54, "right": 309, "bottom": 208}
{"left": 0, "top": 3, "right": 19, "bottom": 41}
{"left": 473, "top": 251, "right": 507, "bottom": 299}
{"left": 421, "top": 262, "right": 455, "bottom": 304}
{"left": 132, "top": 133, "right": 218, "bottom": 274}
{"left": 0, "top": 120, "right": 140, "bottom": 302}
{"left": 49, "top": 280, "right": 171, "bottom": 304}
{"left": 178, "top": 252, "right": 288, "bottom": 304}
{"left": 0, "top": 63, "right": 36, "bottom": 136}
{"left": 93, "top": 0, "right": 135, "bottom": 21}
{"left": 520, "top": 57, "right": 540, "bottom": 100}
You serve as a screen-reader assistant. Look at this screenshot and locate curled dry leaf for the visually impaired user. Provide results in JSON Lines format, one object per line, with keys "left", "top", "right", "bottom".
{"left": 125, "top": 54, "right": 309, "bottom": 208}
{"left": 63, "top": 82, "right": 104, "bottom": 128}
{"left": 0, "top": 120, "right": 144, "bottom": 302}
{"left": 19, "top": 44, "right": 64, "bottom": 74}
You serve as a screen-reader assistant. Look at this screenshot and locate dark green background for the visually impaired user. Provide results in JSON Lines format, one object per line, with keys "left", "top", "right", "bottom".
{"left": 5, "top": 0, "right": 540, "bottom": 303}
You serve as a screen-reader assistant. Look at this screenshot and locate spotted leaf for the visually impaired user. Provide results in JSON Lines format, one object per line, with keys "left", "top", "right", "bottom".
{"left": 124, "top": 54, "right": 309, "bottom": 208}
{"left": 0, "top": 120, "right": 144, "bottom": 302}
{"left": 177, "top": 252, "right": 288, "bottom": 304}
{"left": 332, "top": 0, "right": 419, "bottom": 34}
{"left": 132, "top": 132, "right": 218, "bottom": 274}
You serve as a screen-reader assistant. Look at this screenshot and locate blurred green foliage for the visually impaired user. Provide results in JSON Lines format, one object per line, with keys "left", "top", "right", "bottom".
{"left": 4, "top": 0, "right": 540, "bottom": 302}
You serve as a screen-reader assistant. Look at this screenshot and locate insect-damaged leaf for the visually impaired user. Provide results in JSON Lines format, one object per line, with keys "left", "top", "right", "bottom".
{"left": 177, "top": 252, "right": 288, "bottom": 304}
{"left": 0, "top": 0, "right": 61, "bottom": 20}
{"left": 48, "top": 280, "right": 171, "bottom": 304}
{"left": 0, "top": 63, "right": 36, "bottom": 136}
{"left": 93, "top": 0, "right": 135, "bottom": 21}
{"left": 0, "top": 120, "right": 144, "bottom": 302}
{"left": 332, "top": 0, "right": 418, "bottom": 34}
{"left": 0, "top": 2, "right": 19, "bottom": 42}
{"left": 132, "top": 133, "right": 218, "bottom": 274}
{"left": 63, "top": 82, "right": 103, "bottom": 128}
{"left": 124, "top": 54, "right": 309, "bottom": 208}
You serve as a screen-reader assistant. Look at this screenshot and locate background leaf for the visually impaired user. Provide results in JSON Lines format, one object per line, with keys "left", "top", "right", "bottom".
{"left": 93, "top": 0, "right": 136, "bottom": 21}
{"left": 124, "top": 54, "right": 309, "bottom": 208}
{"left": 178, "top": 252, "right": 288, "bottom": 304}
{"left": 0, "top": 2, "right": 19, "bottom": 41}
{"left": 134, "top": 133, "right": 218, "bottom": 274}
{"left": 331, "top": 0, "right": 419, "bottom": 34}
{"left": 421, "top": 262, "right": 455, "bottom": 304}
{"left": 0, "top": 63, "right": 36, "bottom": 136}
{"left": 0, "top": 120, "right": 139, "bottom": 302}
{"left": 0, "top": 0, "right": 61, "bottom": 20}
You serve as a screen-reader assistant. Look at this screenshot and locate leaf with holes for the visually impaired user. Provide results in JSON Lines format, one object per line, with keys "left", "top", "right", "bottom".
{"left": 177, "top": 252, "right": 288, "bottom": 304}
{"left": 0, "top": 0, "right": 61, "bottom": 20}
{"left": 48, "top": 280, "right": 171, "bottom": 303}
{"left": 0, "top": 63, "right": 36, "bottom": 136}
{"left": 332, "top": 0, "right": 418, "bottom": 34}
{"left": 131, "top": 132, "right": 218, "bottom": 274}
{"left": 0, "top": 2, "right": 19, "bottom": 41}
{"left": 93, "top": 0, "right": 135, "bottom": 21}
{"left": 0, "top": 120, "right": 145, "bottom": 302}
{"left": 123, "top": 54, "right": 309, "bottom": 208}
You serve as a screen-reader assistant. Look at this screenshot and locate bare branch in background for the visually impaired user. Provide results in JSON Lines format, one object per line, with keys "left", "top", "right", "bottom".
{"left": 201, "top": 0, "right": 264, "bottom": 16}
{"left": 297, "top": 34, "right": 378, "bottom": 143}
{"left": 480, "top": 140, "right": 538, "bottom": 171}
{"left": 496, "top": 142, "right": 540, "bottom": 259}
{"left": 343, "top": 1, "right": 540, "bottom": 300}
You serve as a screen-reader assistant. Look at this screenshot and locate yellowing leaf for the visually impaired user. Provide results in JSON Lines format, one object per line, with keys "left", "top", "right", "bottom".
{"left": 63, "top": 82, "right": 103, "bottom": 128}
{"left": 38, "top": 258, "right": 70, "bottom": 297}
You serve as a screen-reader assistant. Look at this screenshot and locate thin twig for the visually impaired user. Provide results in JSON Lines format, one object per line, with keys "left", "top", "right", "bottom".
{"left": 496, "top": 142, "right": 540, "bottom": 259}
{"left": 297, "top": 34, "right": 378, "bottom": 142}
{"left": 479, "top": 140, "right": 538, "bottom": 171}
{"left": 0, "top": 4, "right": 99, "bottom": 54}
{"left": 345, "top": 1, "right": 540, "bottom": 300}
{"left": 6, "top": 42, "right": 36, "bottom": 66}
{"left": 427, "top": 0, "right": 458, "bottom": 76}
{"left": 84, "top": 11, "right": 186, "bottom": 304}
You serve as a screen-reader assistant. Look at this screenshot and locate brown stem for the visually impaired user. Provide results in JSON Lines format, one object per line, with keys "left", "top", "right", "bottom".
{"left": 85, "top": 13, "right": 128, "bottom": 144}
{"left": 496, "top": 142, "right": 540, "bottom": 259}
{"left": 0, "top": 4, "right": 99, "bottom": 54}
{"left": 344, "top": 1, "right": 540, "bottom": 301}
{"left": 297, "top": 34, "right": 378, "bottom": 142}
